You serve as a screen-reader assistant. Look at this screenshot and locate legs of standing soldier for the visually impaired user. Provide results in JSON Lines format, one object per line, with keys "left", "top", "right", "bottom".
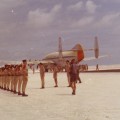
{"left": 6, "top": 76, "right": 10, "bottom": 91}
{"left": 40, "top": 73, "right": 45, "bottom": 89}
{"left": 14, "top": 76, "right": 18, "bottom": 94}
{"left": 10, "top": 76, "right": 14, "bottom": 92}
{"left": 0, "top": 76, "right": 1, "bottom": 88}
{"left": 18, "top": 76, "right": 22, "bottom": 95}
{"left": 54, "top": 77, "right": 58, "bottom": 87}
{"left": 22, "top": 76, "right": 28, "bottom": 96}
{"left": 67, "top": 72, "right": 71, "bottom": 87}
{"left": 71, "top": 81, "right": 76, "bottom": 95}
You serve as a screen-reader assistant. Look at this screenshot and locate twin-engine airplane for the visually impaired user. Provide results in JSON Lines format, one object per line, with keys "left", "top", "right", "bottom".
{"left": 27, "top": 36, "right": 107, "bottom": 69}
{"left": 40, "top": 36, "right": 100, "bottom": 67}
{"left": 1, "top": 36, "right": 105, "bottom": 68}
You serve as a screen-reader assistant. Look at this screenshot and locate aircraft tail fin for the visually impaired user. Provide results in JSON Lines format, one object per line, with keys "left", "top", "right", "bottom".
{"left": 58, "top": 37, "right": 63, "bottom": 59}
{"left": 72, "top": 44, "right": 83, "bottom": 51}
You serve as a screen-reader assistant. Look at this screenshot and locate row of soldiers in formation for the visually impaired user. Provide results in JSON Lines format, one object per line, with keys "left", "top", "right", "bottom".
{"left": 0, "top": 60, "right": 28, "bottom": 97}
{"left": 0, "top": 59, "right": 82, "bottom": 96}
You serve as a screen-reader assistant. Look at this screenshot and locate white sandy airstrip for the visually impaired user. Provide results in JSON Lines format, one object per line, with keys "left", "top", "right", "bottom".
{"left": 0, "top": 69, "right": 120, "bottom": 120}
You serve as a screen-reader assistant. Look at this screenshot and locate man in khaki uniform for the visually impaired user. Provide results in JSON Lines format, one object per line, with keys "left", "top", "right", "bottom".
{"left": 5, "top": 65, "right": 10, "bottom": 91}
{"left": 10, "top": 65, "right": 15, "bottom": 92}
{"left": 17, "top": 64, "right": 23, "bottom": 95}
{"left": 53, "top": 63, "right": 58, "bottom": 87}
{"left": 13, "top": 65, "right": 19, "bottom": 94}
{"left": 7, "top": 66, "right": 12, "bottom": 91}
{"left": 3, "top": 66, "right": 7, "bottom": 90}
{"left": 65, "top": 60, "right": 71, "bottom": 87}
{"left": 39, "top": 63, "right": 45, "bottom": 89}
{"left": 0, "top": 68, "right": 2, "bottom": 88}
{"left": 21, "top": 60, "right": 28, "bottom": 96}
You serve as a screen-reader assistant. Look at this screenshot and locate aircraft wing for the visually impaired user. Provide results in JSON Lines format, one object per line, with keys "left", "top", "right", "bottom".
{"left": 0, "top": 60, "right": 54, "bottom": 66}
{"left": 83, "top": 55, "right": 109, "bottom": 61}
{"left": 27, "top": 60, "right": 54, "bottom": 64}
{"left": 0, "top": 60, "right": 21, "bottom": 66}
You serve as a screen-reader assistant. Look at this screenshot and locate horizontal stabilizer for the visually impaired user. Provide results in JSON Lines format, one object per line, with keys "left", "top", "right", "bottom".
{"left": 28, "top": 60, "right": 54, "bottom": 64}
{"left": 84, "top": 55, "right": 108, "bottom": 61}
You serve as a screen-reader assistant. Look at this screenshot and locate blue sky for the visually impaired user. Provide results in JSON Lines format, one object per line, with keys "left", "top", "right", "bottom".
{"left": 0, "top": 0, "right": 120, "bottom": 65}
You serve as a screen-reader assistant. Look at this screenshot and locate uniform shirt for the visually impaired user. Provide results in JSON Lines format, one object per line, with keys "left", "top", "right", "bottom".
{"left": 22, "top": 64, "right": 28, "bottom": 76}
{"left": 65, "top": 63, "right": 70, "bottom": 73}
{"left": 39, "top": 65, "right": 45, "bottom": 75}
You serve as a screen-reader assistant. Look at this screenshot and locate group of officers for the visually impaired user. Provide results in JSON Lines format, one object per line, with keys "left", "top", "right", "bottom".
{"left": 0, "top": 60, "right": 28, "bottom": 97}
{"left": 38, "top": 59, "right": 82, "bottom": 95}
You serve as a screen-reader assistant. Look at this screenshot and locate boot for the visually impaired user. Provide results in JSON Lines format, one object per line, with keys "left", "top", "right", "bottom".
{"left": 14, "top": 90, "right": 17, "bottom": 94}
{"left": 18, "top": 92, "right": 22, "bottom": 95}
{"left": 72, "top": 90, "right": 76, "bottom": 95}
{"left": 40, "top": 86, "right": 44, "bottom": 89}
{"left": 22, "top": 92, "right": 28, "bottom": 97}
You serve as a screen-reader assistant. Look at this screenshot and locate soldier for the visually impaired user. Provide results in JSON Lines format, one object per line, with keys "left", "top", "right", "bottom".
{"left": 69, "top": 59, "right": 77, "bottom": 95}
{"left": 65, "top": 60, "right": 71, "bottom": 87}
{"left": 38, "top": 63, "right": 45, "bottom": 89}
{"left": 76, "top": 62, "right": 82, "bottom": 83}
{"left": 53, "top": 63, "right": 58, "bottom": 87}
{"left": 7, "top": 66, "right": 12, "bottom": 91}
{"left": 3, "top": 66, "right": 7, "bottom": 90}
{"left": 21, "top": 60, "right": 28, "bottom": 96}
{"left": 6, "top": 65, "right": 10, "bottom": 91}
{"left": 13, "top": 65, "right": 19, "bottom": 94}
{"left": 0, "top": 68, "right": 2, "bottom": 89}
{"left": 10, "top": 65, "right": 15, "bottom": 92}
{"left": 96, "top": 64, "right": 99, "bottom": 71}
{"left": 17, "top": 64, "right": 23, "bottom": 95}
{"left": 1, "top": 67, "right": 4, "bottom": 89}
